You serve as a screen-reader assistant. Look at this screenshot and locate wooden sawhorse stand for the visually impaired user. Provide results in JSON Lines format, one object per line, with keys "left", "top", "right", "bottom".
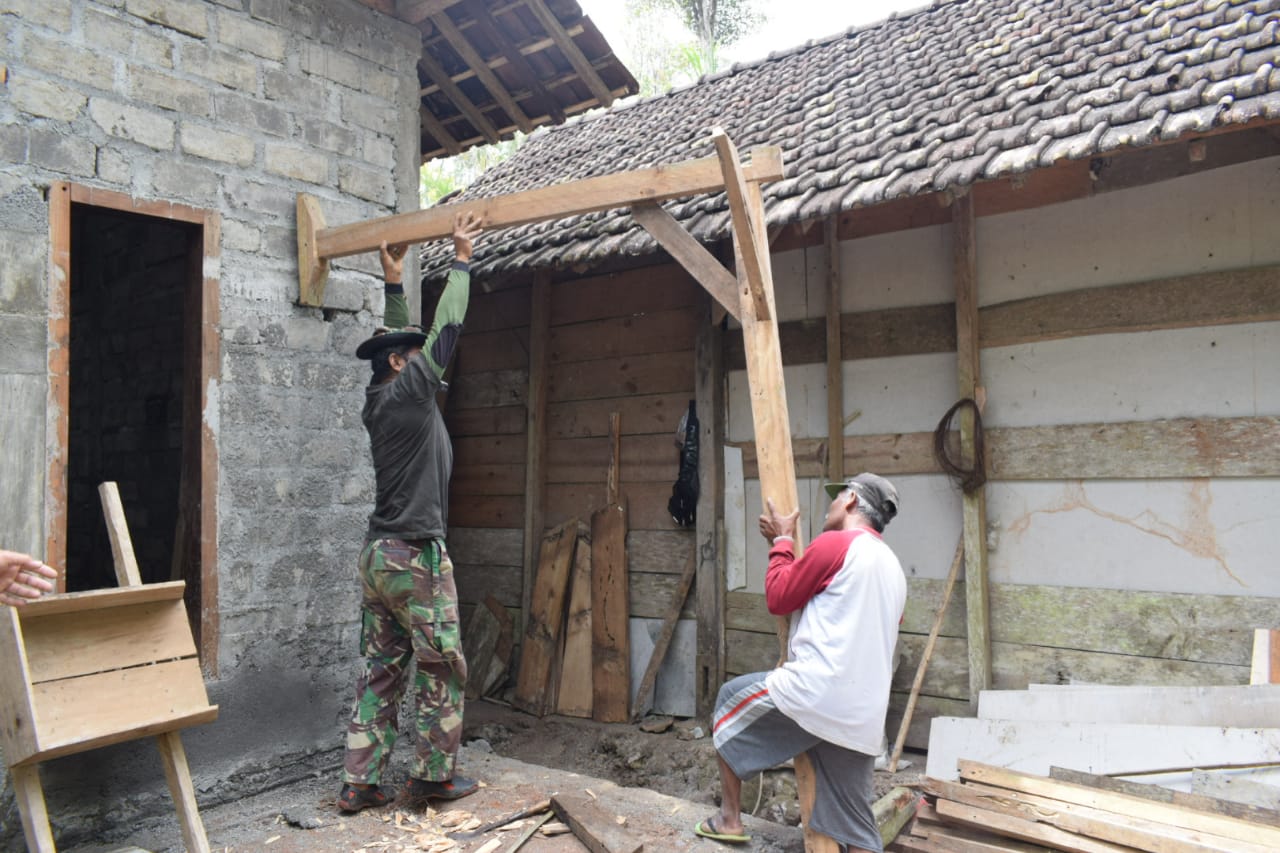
{"left": 0, "top": 482, "right": 218, "bottom": 852}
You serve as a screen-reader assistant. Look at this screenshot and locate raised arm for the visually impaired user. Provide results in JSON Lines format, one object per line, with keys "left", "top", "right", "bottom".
{"left": 422, "top": 211, "right": 482, "bottom": 378}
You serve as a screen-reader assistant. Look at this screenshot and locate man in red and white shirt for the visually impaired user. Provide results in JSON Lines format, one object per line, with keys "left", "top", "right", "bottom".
{"left": 696, "top": 473, "right": 906, "bottom": 851}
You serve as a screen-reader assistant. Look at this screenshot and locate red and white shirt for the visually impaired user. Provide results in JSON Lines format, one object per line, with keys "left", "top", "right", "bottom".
{"left": 763, "top": 527, "right": 906, "bottom": 756}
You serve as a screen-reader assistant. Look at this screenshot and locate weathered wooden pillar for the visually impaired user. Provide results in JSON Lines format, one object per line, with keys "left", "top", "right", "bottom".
{"left": 522, "top": 271, "right": 552, "bottom": 634}
{"left": 694, "top": 292, "right": 725, "bottom": 718}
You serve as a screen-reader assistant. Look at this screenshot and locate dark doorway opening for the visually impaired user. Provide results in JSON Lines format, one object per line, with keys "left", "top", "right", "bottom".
{"left": 66, "top": 206, "right": 199, "bottom": 593}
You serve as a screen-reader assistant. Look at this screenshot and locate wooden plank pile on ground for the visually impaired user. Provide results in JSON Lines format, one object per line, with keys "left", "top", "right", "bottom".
{"left": 893, "top": 682, "right": 1280, "bottom": 852}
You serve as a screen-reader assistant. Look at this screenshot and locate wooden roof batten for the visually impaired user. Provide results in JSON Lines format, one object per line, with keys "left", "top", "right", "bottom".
{"left": 356, "top": 0, "right": 637, "bottom": 161}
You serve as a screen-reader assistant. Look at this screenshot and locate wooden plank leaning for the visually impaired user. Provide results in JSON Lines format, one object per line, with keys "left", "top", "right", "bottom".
{"left": 710, "top": 128, "right": 838, "bottom": 853}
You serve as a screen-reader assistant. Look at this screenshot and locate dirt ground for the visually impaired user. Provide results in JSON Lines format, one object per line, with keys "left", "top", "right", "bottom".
{"left": 60, "top": 699, "right": 926, "bottom": 853}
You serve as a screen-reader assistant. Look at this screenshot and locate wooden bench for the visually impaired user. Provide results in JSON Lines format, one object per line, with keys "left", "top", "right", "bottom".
{"left": 0, "top": 483, "right": 217, "bottom": 852}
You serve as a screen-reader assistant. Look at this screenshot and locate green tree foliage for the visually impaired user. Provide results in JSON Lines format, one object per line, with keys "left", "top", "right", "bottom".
{"left": 622, "top": 0, "right": 762, "bottom": 93}
{"left": 418, "top": 134, "right": 524, "bottom": 207}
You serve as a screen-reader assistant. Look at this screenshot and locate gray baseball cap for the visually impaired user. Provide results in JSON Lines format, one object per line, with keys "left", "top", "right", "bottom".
{"left": 823, "top": 472, "right": 900, "bottom": 522}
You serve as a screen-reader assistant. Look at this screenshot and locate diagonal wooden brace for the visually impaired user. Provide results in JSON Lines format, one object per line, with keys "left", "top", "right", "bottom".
{"left": 712, "top": 128, "right": 772, "bottom": 322}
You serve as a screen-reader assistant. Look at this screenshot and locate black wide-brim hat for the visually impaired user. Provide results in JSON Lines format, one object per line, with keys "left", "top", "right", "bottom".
{"left": 355, "top": 326, "right": 428, "bottom": 360}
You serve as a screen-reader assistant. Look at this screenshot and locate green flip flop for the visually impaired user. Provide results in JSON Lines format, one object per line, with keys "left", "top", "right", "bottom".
{"left": 694, "top": 816, "right": 751, "bottom": 844}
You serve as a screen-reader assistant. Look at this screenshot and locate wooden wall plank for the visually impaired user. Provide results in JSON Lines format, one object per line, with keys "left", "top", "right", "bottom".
{"left": 631, "top": 572, "right": 696, "bottom": 620}
{"left": 464, "top": 285, "right": 532, "bottom": 333}
{"left": 591, "top": 504, "right": 630, "bottom": 722}
{"left": 627, "top": 529, "right": 695, "bottom": 575}
{"left": 449, "top": 495, "right": 525, "bottom": 529}
{"left": 514, "top": 521, "right": 579, "bottom": 717}
{"left": 445, "top": 404, "right": 526, "bottom": 437}
{"left": 547, "top": 350, "right": 694, "bottom": 403}
{"left": 549, "top": 264, "right": 698, "bottom": 326}
{"left": 733, "top": 415, "right": 1280, "bottom": 480}
{"left": 734, "top": 582, "right": 1270, "bottom": 668}
{"left": 451, "top": 463, "right": 526, "bottom": 495}
{"left": 981, "top": 265, "right": 1280, "bottom": 349}
{"left": 453, "top": 434, "right": 527, "bottom": 466}
{"left": 545, "top": 433, "right": 679, "bottom": 484}
{"left": 543, "top": 482, "right": 677, "bottom": 531}
{"left": 457, "top": 327, "right": 530, "bottom": 372}
{"left": 547, "top": 393, "right": 691, "bottom": 439}
{"left": 447, "top": 526, "right": 523, "bottom": 566}
{"left": 20, "top": 600, "right": 194, "bottom": 683}
{"left": 447, "top": 367, "right": 528, "bottom": 409}
{"left": 724, "top": 265, "right": 1280, "bottom": 371}
{"left": 549, "top": 307, "right": 698, "bottom": 364}
{"left": 454, "top": 564, "right": 523, "bottom": 609}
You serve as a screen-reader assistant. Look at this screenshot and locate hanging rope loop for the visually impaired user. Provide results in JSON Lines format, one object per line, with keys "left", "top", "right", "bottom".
{"left": 933, "top": 397, "right": 986, "bottom": 494}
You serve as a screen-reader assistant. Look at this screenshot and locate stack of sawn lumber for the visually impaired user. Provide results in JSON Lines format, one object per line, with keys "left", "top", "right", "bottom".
{"left": 893, "top": 683, "right": 1280, "bottom": 851}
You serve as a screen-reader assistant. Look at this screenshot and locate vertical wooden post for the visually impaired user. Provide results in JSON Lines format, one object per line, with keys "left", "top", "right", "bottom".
{"left": 98, "top": 481, "right": 211, "bottom": 853}
{"left": 11, "top": 765, "right": 55, "bottom": 853}
{"left": 952, "top": 193, "right": 992, "bottom": 708}
{"left": 45, "top": 183, "right": 71, "bottom": 588}
{"left": 716, "top": 132, "right": 837, "bottom": 853}
{"left": 522, "top": 271, "right": 552, "bottom": 635}
{"left": 823, "top": 216, "right": 844, "bottom": 485}
{"left": 694, "top": 292, "right": 725, "bottom": 718}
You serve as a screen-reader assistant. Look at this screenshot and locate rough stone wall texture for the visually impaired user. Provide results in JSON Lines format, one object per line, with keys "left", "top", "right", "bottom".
{"left": 0, "top": 0, "right": 423, "bottom": 845}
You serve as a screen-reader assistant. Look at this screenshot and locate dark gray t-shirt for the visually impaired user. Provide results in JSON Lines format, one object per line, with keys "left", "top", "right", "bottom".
{"left": 362, "top": 356, "right": 451, "bottom": 540}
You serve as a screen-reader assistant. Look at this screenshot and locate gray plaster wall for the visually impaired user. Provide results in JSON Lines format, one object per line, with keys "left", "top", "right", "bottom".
{"left": 0, "top": 0, "right": 424, "bottom": 846}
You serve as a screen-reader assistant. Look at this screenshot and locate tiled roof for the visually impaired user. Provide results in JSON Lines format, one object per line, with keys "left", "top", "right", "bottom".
{"left": 423, "top": 0, "right": 1280, "bottom": 279}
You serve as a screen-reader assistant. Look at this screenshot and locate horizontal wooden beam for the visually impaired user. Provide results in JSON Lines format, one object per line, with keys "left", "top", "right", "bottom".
{"left": 732, "top": 415, "right": 1280, "bottom": 480}
{"left": 310, "top": 145, "right": 783, "bottom": 263}
{"left": 725, "top": 264, "right": 1280, "bottom": 370}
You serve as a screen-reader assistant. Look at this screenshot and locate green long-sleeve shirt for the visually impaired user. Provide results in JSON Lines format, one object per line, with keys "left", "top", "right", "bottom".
{"left": 362, "top": 261, "right": 471, "bottom": 540}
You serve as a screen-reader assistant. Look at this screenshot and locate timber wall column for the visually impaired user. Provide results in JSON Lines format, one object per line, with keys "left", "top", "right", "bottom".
{"left": 824, "top": 216, "right": 844, "bottom": 484}
{"left": 522, "top": 272, "right": 551, "bottom": 632}
{"left": 694, "top": 293, "right": 725, "bottom": 718}
{"left": 952, "top": 192, "right": 992, "bottom": 708}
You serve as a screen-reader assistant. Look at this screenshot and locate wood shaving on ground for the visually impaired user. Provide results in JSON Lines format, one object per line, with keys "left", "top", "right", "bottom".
{"left": 585, "top": 788, "right": 597, "bottom": 800}
{"left": 540, "top": 820, "right": 571, "bottom": 836}
{"left": 473, "top": 838, "right": 503, "bottom": 853}
{"left": 615, "top": 815, "right": 626, "bottom": 825}
{"left": 436, "top": 809, "right": 474, "bottom": 828}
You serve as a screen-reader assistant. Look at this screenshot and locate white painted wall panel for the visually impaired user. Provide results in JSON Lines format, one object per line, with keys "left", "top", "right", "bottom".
{"left": 987, "top": 479, "right": 1280, "bottom": 596}
{"left": 983, "top": 322, "right": 1280, "bottom": 428}
{"left": 979, "top": 156, "right": 1280, "bottom": 305}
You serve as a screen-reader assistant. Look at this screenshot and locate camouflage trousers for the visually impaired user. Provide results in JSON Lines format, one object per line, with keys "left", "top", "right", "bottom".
{"left": 342, "top": 537, "right": 467, "bottom": 785}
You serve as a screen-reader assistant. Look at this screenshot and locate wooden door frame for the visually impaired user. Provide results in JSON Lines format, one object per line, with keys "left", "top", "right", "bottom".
{"left": 45, "top": 182, "right": 221, "bottom": 673}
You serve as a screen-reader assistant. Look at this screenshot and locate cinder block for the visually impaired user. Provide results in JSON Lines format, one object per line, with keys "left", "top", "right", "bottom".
{"left": 301, "top": 118, "right": 360, "bottom": 154}
{"left": 11, "top": 76, "right": 86, "bottom": 121}
{"left": 322, "top": 276, "right": 366, "bottom": 313}
{"left": 2, "top": 0, "right": 71, "bottom": 31}
{"left": 152, "top": 159, "right": 221, "bottom": 203}
{"left": 341, "top": 92, "right": 395, "bottom": 132}
{"left": 21, "top": 30, "right": 115, "bottom": 89}
{"left": 180, "top": 123, "right": 255, "bottom": 166}
{"left": 265, "top": 68, "right": 329, "bottom": 109}
{"left": 339, "top": 162, "right": 392, "bottom": 206}
{"left": 284, "top": 316, "right": 330, "bottom": 351}
{"left": 96, "top": 146, "right": 134, "bottom": 187}
{"left": 299, "top": 43, "right": 362, "bottom": 87}
{"left": 362, "top": 134, "right": 396, "bottom": 171}
{"left": 248, "top": 0, "right": 289, "bottom": 27}
{"left": 216, "top": 9, "right": 287, "bottom": 60}
{"left": 0, "top": 124, "right": 28, "bottom": 163}
{"left": 223, "top": 175, "right": 293, "bottom": 219}
{"left": 214, "top": 92, "right": 290, "bottom": 137}
{"left": 181, "top": 43, "right": 258, "bottom": 93}
{"left": 128, "top": 66, "right": 212, "bottom": 116}
{"left": 124, "top": 0, "right": 209, "bottom": 39}
{"left": 89, "top": 98, "right": 175, "bottom": 151}
{"left": 264, "top": 143, "right": 329, "bottom": 184}
{"left": 222, "top": 218, "right": 261, "bottom": 253}
{"left": 27, "top": 128, "right": 96, "bottom": 177}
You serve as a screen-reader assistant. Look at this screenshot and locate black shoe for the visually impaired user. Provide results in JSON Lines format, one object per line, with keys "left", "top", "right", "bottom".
{"left": 336, "top": 783, "right": 390, "bottom": 813}
{"left": 401, "top": 774, "right": 479, "bottom": 806}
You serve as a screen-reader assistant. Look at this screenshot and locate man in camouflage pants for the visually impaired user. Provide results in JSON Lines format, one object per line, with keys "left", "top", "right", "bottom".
{"left": 338, "top": 212, "right": 483, "bottom": 813}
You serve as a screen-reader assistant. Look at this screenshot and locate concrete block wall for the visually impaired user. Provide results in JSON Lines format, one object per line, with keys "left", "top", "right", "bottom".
{"left": 0, "top": 0, "right": 425, "bottom": 845}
